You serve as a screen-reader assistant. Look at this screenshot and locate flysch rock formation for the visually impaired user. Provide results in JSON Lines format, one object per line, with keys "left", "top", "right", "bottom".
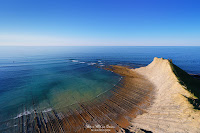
{"left": 128, "top": 57, "right": 200, "bottom": 133}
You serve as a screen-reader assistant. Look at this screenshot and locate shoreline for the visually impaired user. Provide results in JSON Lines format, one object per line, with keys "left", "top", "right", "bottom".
{"left": 128, "top": 57, "right": 200, "bottom": 133}
{"left": 40, "top": 65, "right": 155, "bottom": 132}
{"left": 0, "top": 63, "right": 153, "bottom": 133}
{"left": 2, "top": 57, "right": 200, "bottom": 132}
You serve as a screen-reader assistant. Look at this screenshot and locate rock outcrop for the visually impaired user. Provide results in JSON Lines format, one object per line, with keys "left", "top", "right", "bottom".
{"left": 130, "top": 57, "right": 200, "bottom": 133}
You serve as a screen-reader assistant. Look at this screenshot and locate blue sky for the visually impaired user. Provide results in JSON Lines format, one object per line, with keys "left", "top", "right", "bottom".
{"left": 0, "top": 0, "right": 200, "bottom": 46}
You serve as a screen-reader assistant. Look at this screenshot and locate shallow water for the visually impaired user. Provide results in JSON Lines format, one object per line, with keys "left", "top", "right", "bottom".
{"left": 0, "top": 46, "right": 199, "bottom": 124}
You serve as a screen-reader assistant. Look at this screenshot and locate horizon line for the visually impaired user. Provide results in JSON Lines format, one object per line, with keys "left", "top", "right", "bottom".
{"left": 0, "top": 45, "right": 200, "bottom": 47}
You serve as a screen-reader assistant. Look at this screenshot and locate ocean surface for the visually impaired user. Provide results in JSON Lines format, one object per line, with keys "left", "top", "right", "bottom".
{"left": 0, "top": 46, "right": 200, "bottom": 124}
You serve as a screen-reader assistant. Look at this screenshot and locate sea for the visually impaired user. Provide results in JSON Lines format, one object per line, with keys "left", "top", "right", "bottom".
{"left": 0, "top": 46, "right": 200, "bottom": 128}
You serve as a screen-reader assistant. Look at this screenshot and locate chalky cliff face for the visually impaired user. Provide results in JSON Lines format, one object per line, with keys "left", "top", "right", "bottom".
{"left": 130, "top": 57, "right": 200, "bottom": 133}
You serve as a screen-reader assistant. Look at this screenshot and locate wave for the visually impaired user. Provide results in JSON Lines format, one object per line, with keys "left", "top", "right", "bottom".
{"left": 70, "top": 59, "right": 106, "bottom": 67}
{"left": 14, "top": 110, "right": 33, "bottom": 119}
{"left": 42, "top": 108, "right": 52, "bottom": 113}
{"left": 71, "top": 60, "right": 79, "bottom": 62}
{"left": 87, "top": 63, "right": 96, "bottom": 65}
{"left": 70, "top": 59, "right": 86, "bottom": 64}
{"left": 13, "top": 108, "right": 52, "bottom": 119}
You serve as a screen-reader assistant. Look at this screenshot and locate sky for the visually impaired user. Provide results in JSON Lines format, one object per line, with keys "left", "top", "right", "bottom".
{"left": 0, "top": 0, "right": 200, "bottom": 46}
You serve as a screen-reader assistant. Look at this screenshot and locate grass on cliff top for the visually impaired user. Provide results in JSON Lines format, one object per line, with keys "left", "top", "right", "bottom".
{"left": 169, "top": 60, "right": 200, "bottom": 109}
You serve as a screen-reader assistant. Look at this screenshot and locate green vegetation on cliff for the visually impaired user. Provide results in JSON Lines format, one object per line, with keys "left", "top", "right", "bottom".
{"left": 169, "top": 60, "right": 200, "bottom": 109}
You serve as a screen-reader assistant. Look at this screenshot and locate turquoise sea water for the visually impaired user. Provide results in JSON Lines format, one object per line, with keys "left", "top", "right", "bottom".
{"left": 0, "top": 46, "right": 200, "bottom": 125}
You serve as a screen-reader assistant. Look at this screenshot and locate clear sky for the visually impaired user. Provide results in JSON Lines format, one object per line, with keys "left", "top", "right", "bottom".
{"left": 0, "top": 0, "right": 200, "bottom": 46}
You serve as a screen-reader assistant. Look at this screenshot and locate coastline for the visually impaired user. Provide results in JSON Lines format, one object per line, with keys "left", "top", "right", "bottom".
{"left": 0, "top": 62, "right": 154, "bottom": 133}
{"left": 2, "top": 57, "right": 200, "bottom": 132}
{"left": 128, "top": 57, "right": 200, "bottom": 133}
{"left": 35, "top": 64, "right": 155, "bottom": 132}
{"left": 52, "top": 65, "right": 155, "bottom": 132}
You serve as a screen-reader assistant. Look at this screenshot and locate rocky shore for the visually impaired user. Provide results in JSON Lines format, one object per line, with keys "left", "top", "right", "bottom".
{"left": 127, "top": 57, "right": 200, "bottom": 133}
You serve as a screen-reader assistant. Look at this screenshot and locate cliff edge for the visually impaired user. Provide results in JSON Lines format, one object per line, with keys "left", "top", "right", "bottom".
{"left": 130, "top": 57, "right": 200, "bottom": 133}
